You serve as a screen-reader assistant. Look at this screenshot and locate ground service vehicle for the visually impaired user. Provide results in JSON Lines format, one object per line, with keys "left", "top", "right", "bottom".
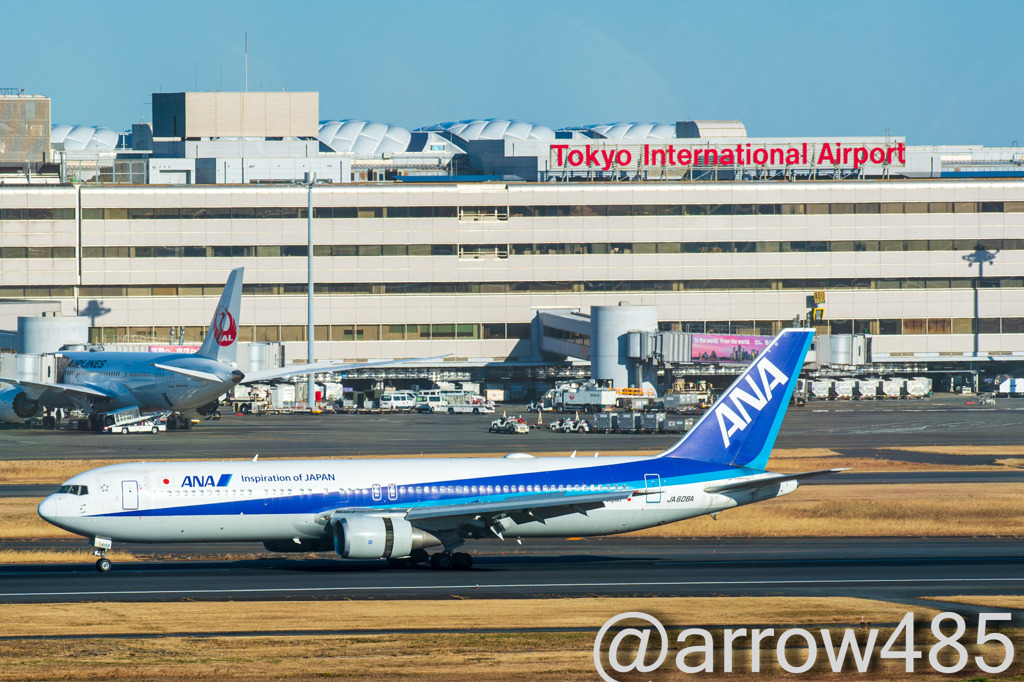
{"left": 416, "top": 395, "right": 449, "bottom": 413}
{"left": 489, "top": 415, "right": 530, "bottom": 434}
{"left": 446, "top": 394, "right": 495, "bottom": 414}
{"left": 101, "top": 407, "right": 166, "bottom": 434}
{"left": 531, "top": 384, "right": 617, "bottom": 413}
{"left": 379, "top": 392, "right": 417, "bottom": 411}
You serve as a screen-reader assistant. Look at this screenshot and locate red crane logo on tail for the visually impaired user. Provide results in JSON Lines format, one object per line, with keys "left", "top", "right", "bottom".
{"left": 214, "top": 306, "right": 237, "bottom": 347}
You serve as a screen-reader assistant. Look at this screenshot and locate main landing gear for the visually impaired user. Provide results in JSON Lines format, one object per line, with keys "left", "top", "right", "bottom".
{"left": 387, "top": 548, "right": 473, "bottom": 570}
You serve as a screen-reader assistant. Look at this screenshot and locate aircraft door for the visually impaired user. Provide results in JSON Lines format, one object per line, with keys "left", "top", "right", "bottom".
{"left": 644, "top": 474, "right": 662, "bottom": 503}
{"left": 387, "top": 484, "right": 397, "bottom": 501}
{"left": 371, "top": 484, "right": 382, "bottom": 501}
{"left": 122, "top": 480, "right": 139, "bottom": 510}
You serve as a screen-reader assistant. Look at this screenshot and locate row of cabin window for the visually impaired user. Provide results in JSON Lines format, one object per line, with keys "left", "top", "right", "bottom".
{"left": 161, "top": 483, "right": 628, "bottom": 498}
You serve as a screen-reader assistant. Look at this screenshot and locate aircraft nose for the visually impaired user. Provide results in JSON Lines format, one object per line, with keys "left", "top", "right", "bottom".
{"left": 37, "top": 495, "right": 58, "bottom": 523}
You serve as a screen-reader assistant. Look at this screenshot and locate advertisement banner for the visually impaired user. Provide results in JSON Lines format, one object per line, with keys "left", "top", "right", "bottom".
{"left": 148, "top": 345, "right": 200, "bottom": 354}
{"left": 691, "top": 334, "right": 772, "bottom": 364}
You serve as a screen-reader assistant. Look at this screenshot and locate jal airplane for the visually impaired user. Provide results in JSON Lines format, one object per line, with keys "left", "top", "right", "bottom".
{"left": 38, "top": 327, "right": 842, "bottom": 572}
{"left": 0, "top": 267, "right": 431, "bottom": 429}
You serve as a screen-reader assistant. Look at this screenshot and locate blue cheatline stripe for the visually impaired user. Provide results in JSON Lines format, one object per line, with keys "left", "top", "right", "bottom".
{"left": 90, "top": 460, "right": 760, "bottom": 519}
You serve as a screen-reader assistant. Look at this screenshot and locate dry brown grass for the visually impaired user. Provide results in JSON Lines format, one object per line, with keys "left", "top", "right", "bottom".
{"left": 0, "top": 596, "right": 935, "bottom": 638}
{"left": 0, "top": 549, "right": 137, "bottom": 564}
{"left": 893, "top": 445, "right": 1024, "bottom": 455}
{"left": 628, "top": 483, "right": 1024, "bottom": 538}
{"left": 0, "top": 597, "right": 1004, "bottom": 681}
{"left": 0, "top": 498, "right": 81, "bottom": 539}
{"left": 921, "top": 595, "right": 1024, "bottom": 609}
{"left": 0, "top": 459, "right": 128, "bottom": 485}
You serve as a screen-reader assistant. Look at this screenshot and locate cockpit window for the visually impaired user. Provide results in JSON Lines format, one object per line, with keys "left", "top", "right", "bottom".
{"left": 56, "top": 485, "right": 88, "bottom": 496}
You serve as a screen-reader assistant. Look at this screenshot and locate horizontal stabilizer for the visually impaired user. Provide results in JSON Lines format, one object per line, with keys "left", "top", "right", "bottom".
{"left": 704, "top": 468, "right": 849, "bottom": 495}
{"left": 151, "top": 363, "right": 223, "bottom": 383}
{"left": 242, "top": 355, "right": 451, "bottom": 384}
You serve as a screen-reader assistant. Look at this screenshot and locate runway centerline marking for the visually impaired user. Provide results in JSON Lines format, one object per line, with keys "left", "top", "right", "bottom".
{"left": 2, "top": 576, "right": 1022, "bottom": 599}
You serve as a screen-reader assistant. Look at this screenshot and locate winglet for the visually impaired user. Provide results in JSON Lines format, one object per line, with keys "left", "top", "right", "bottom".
{"left": 195, "top": 268, "right": 244, "bottom": 364}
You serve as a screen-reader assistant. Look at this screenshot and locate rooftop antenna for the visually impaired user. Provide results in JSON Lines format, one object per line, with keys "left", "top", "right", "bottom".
{"left": 244, "top": 32, "right": 248, "bottom": 93}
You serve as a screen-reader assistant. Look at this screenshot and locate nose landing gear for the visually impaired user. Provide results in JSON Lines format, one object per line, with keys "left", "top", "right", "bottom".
{"left": 92, "top": 536, "right": 113, "bottom": 572}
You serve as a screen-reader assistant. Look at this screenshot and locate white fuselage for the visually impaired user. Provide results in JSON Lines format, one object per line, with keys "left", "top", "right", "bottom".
{"left": 38, "top": 456, "right": 796, "bottom": 545}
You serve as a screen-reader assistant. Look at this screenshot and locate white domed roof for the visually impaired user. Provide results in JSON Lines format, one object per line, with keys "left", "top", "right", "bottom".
{"left": 431, "top": 119, "right": 555, "bottom": 141}
{"left": 51, "top": 125, "right": 119, "bottom": 151}
{"left": 586, "top": 123, "right": 676, "bottom": 140}
{"left": 318, "top": 120, "right": 411, "bottom": 154}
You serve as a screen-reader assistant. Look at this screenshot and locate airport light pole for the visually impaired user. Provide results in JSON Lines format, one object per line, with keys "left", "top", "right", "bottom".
{"left": 962, "top": 244, "right": 998, "bottom": 358}
{"left": 305, "top": 171, "right": 316, "bottom": 407}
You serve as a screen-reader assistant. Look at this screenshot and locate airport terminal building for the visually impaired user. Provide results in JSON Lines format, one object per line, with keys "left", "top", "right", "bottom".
{"left": 1, "top": 91, "right": 1023, "bottom": 387}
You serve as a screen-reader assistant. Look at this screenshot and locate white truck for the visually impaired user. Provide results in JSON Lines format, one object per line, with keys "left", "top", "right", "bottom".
{"left": 101, "top": 407, "right": 166, "bottom": 434}
{"left": 998, "top": 378, "right": 1024, "bottom": 395}
{"left": 532, "top": 385, "right": 618, "bottom": 413}
{"left": 445, "top": 393, "right": 495, "bottom": 414}
{"left": 882, "top": 378, "right": 906, "bottom": 399}
{"left": 833, "top": 379, "right": 856, "bottom": 399}
{"left": 906, "top": 377, "right": 933, "bottom": 398}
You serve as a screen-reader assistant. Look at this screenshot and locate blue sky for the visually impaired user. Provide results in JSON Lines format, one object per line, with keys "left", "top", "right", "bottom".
{"left": 8, "top": 0, "right": 1023, "bottom": 146}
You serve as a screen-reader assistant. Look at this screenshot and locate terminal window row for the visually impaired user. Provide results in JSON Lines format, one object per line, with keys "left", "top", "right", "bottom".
{"left": 89, "top": 322, "right": 532, "bottom": 344}
{"left": 662, "top": 318, "right": 1024, "bottom": 336}
{"left": 85, "top": 316, "right": 1024, "bottom": 346}
{"left": 60, "top": 201, "right": 1024, "bottom": 222}
{"left": 4, "top": 202, "right": 1022, "bottom": 222}
{"left": 6, "top": 277, "right": 1022, "bottom": 300}
{"left": 65, "top": 238, "right": 1024, "bottom": 261}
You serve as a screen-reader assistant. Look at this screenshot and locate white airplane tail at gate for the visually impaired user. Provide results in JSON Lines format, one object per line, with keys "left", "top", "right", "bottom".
{"left": 195, "top": 267, "right": 244, "bottom": 365}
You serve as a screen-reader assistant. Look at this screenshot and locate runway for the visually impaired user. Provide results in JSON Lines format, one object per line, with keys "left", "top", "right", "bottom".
{"left": 1, "top": 537, "right": 1022, "bottom": 609}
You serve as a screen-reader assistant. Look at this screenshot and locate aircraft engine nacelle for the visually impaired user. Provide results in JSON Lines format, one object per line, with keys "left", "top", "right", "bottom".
{"left": 332, "top": 514, "right": 441, "bottom": 560}
{"left": 0, "top": 386, "right": 40, "bottom": 423}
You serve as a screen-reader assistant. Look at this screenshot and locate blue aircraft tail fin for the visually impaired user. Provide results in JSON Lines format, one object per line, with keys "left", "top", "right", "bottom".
{"left": 195, "top": 267, "right": 244, "bottom": 364}
{"left": 658, "top": 328, "right": 813, "bottom": 470}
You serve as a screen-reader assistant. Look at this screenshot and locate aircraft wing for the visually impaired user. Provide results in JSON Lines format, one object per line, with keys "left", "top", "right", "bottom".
{"left": 0, "top": 377, "right": 113, "bottom": 400}
{"left": 703, "top": 468, "right": 849, "bottom": 495}
{"left": 241, "top": 355, "right": 450, "bottom": 384}
{"left": 329, "top": 488, "right": 654, "bottom": 535}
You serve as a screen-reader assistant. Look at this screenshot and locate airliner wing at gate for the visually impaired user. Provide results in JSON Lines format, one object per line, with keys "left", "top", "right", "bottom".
{"left": 241, "top": 355, "right": 451, "bottom": 384}
{"left": 0, "top": 377, "right": 113, "bottom": 400}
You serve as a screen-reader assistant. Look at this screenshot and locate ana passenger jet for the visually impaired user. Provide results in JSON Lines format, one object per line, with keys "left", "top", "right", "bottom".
{"left": 38, "top": 327, "right": 842, "bottom": 572}
{"left": 0, "top": 268, "right": 433, "bottom": 428}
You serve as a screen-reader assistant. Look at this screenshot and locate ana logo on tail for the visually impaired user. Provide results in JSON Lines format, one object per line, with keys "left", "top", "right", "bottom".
{"left": 714, "top": 357, "right": 788, "bottom": 447}
{"left": 214, "top": 306, "right": 237, "bottom": 347}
